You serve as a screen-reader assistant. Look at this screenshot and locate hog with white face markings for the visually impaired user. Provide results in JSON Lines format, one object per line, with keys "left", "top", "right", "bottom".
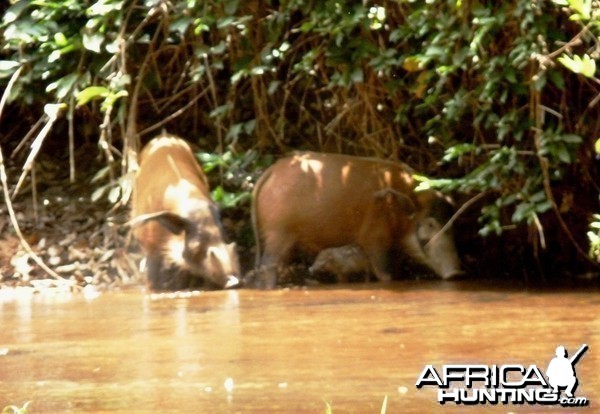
{"left": 131, "top": 135, "right": 240, "bottom": 291}
{"left": 251, "top": 151, "right": 462, "bottom": 289}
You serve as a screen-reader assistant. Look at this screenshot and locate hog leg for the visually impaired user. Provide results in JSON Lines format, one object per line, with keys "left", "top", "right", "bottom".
{"left": 357, "top": 220, "right": 393, "bottom": 282}
{"left": 361, "top": 246, "right": 391, "bottom": 282}
{"left": 258, "top": 233, "right": 295, "bottom": 289}
{"left": 258, "top": 251, "right": 280, "bottom": 289}
{"left": 145, "top": 255, "right": 164, "bottom": 290}
{"left": 146, "top": 255, "right": 189, "bottom": 291}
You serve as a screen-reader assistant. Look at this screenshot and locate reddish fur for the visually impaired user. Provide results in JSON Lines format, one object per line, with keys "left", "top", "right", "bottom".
{"left": 252, "top": 152, "right": 421, "bottom": 287}
{"left": 131, "top": 135, "right": 239, "bottom": 290}
{"left": 252, "top": 151, "right": 462, "bottom": 288}
{"left": 133, "top": 136, "right": 210, "bottom": 260}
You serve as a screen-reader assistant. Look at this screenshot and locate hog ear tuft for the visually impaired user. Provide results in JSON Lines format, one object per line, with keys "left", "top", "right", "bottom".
{"left": 208, "top": 246, "right": 221, "bottom": 262}
{"left": 374, "top": 188, "right": 416, "bottom": 217}
{"left": 208, "top": 246, "right": 227, "bottom": 272}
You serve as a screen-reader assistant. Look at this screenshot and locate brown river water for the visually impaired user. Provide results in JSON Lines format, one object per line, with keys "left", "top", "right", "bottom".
{"left": 1, "top": 280, "right": 599, "bottom": 413}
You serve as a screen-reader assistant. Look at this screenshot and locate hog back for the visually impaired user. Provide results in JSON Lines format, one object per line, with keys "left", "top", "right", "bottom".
{"left": 132, "top": 136, "right": 211, "bottom": 258}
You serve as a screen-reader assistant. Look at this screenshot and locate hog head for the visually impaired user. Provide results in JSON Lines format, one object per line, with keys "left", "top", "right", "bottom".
{"left": 132, "top": 210, "right": 240, "bottom": 290}
{"left": 363, "top": 188, "right": 462, "bottom": 280}
{"left": 401, "top": 189, "right": 463, "bottom": 279}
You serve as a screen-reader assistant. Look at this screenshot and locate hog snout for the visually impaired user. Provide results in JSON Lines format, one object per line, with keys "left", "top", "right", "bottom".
{"left": 424, "top": 238, "right": 462, "bottom": 279}
{"left": 206, "top": 244, "right": 241, "bottom": 288}
{"left": 223, "top": 275, "right": 240, "bottom": 289}
{"left": 417, "top": 217, "right": 462, "bottom": 279}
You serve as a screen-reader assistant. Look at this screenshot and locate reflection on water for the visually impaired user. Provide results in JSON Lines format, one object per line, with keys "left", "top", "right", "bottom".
{"left": 0, "top": 281, "right": 598, "bottom": 413}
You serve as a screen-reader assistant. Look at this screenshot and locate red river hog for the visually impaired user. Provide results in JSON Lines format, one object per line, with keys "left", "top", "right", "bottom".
{"left": 309, "top": 245, "right": 373, "bottom": 283}
{"left": 251, "top": 151, "right": 462, "bottom": 288}
{"left": 131, "top": 135, "right": 240, "bottom": 290}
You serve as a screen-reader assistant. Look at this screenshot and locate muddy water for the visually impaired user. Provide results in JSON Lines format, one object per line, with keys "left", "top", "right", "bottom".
{"left": 1, "top": 281, "right": 599, "bottom": 413}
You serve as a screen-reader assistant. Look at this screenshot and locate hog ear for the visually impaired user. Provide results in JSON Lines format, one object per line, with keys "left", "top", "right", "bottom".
{"left": 130, "top": 211, "right": 194, "bottom": 235}
{"left": 374, "top": 189, "right": 416, "bottom": 217}
{"left": 208, "top": 246, "right": 223, "bottom": 270}
{"left": 208, "top": 247, "right": 218, "bottom": 262}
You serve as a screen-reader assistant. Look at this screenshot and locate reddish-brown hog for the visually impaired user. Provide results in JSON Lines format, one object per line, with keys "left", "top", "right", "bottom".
{"left": 251, "top": 152, "right": 462, "bottom": 289}
{"left": 132, "top": 135, "right": 240, "bottom": 291}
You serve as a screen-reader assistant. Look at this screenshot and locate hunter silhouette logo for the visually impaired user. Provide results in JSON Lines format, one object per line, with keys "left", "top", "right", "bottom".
{"left": 416, "top": 344, "right": 589, "bottom": 407}
{"left": 546, "top": 344, "right": 587, "bottom": 398}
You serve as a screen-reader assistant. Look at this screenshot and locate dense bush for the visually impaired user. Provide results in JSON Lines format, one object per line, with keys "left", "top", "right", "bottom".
{"left": 1, "top": 0, "right": 599, "bottom": 277}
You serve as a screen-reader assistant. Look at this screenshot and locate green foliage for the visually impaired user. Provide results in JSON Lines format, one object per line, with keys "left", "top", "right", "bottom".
{"left": 198, "top": 149, "right": 272, "bottom": 209}
{"left": 2, "top": 402, "right": 30, "bottom": 414}
{"left": 589, "top": 214, "right": 600, "bottom": 262}
{"left": 0, "top": 0, "right": 598, "bottom": 247}
{"left": 558, "top": 54, "right": 596, "bottom": 78}
{"left": 90, "top": 167, "right": 133, "bottom": 205}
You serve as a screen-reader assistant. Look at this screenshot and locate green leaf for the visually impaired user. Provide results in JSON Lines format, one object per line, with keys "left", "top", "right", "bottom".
{"left": 561, "top": 134, "right": 582, "bottom": 144}
{"left": 443, "top": 143, "right": 476, "bottom": 162}
{"left": 548, "top": 70, "right": 565, "bottom": 90}
{"left": 87, "top": 0, "right": 123, "bottom": 16}
{"left": 0, "top": 60, "right": 21, "bottom": 79}
{"left": 268, "top": 80, "right": 281, "bottom": 95}
{"left": 83, "top": 32, "right": 103, "bottom": 53}
{"left": 512, "top": 202, "right": 533, "bottom": 223}
{"left": 108, "top": 185, "right": 121, "bottom": 204}
{"left": 558, "top": 54, "right": 596, "bottom": 78}
{"left": 568, "top": 0, "right": 591, "bottom": 19}
{"left": 46, "top": 73, "right": 79, "bottom": 99}
{"left": 211, "top": 186, "right": 251, "bottom": 208}
{"left": 3, "top": 1, "right": 30, "bottom": 24}
{"left": 48, "top": 50, "right": 62, "bottom": 63}
{"left": 579, "top": 55, "right": 596, "bottom": 78}
{"left": 91, "top": 165, "right": 112, "bottom": 183}
{"left": 209, "top": 103, "right": 231, "bottom": 119}
{"left": 533, "top": 72, "right": 547, "bottom": 91}
{"left": 76, "top": 86, "right": 109, "bottom": 105}
{"left": 91, "top": 185, "right": 107, "bottom": 202}
{"left": 350, "top": 67, "right": 364, "bottom": 83}
{"left": 557, "top": 145, "right": 571, "bottom": 163}
{"left": 595, "top": 138, "right": 600, "bottom": 155}
{"left": 53, "top": 32, "right": 68, "bottom": 47}
{"left": 217, "top": 16, "right": 235, "bottom": 29}
{"left": 170, "top": 17, "right": 193, "bottom": 35}
{"left": 224, "top": 0, "right": 239, "bottom": 15}
{"left": 44, "top": 103, "right": 66, "bottom": 119}
{"left": 0, "top": 60, "right": 20, "bottom": 71}
{"left": 100, "top": 89, "right": 128, "bottom": 111}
